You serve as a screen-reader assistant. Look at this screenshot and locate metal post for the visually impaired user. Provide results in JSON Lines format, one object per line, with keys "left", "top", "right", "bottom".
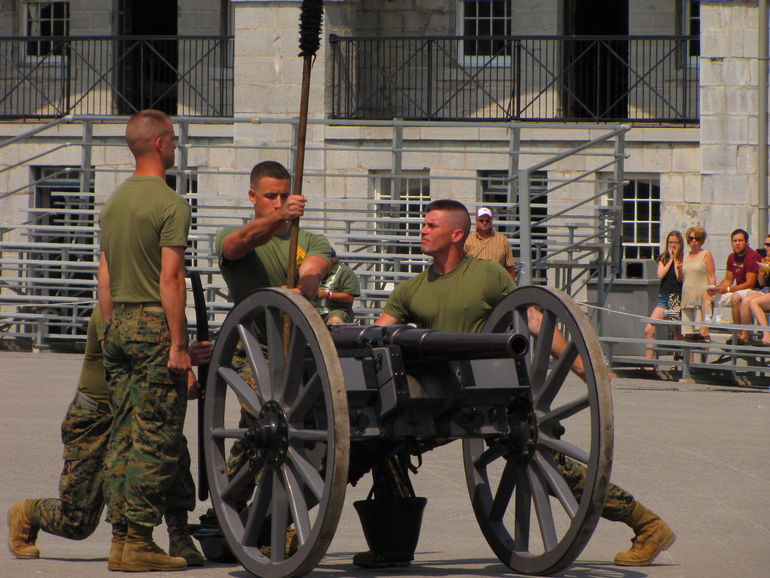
{"left": 517, "top": 168, "right": 532, "bottom": 286}
{"left": 757, "top": 0, "right": 768, "bottom": 243}
{"left": 612, "top": 128, "right": 626, "bottom": 277}
{"left": 177, "top": 120, "right": 189, "bottom": 196}
{"left": 508, "top": 122, "right": 520, "bottom": 205}
{"left": 79, "top": 120, "right": 93, "bottom": 199}
{"left": 391, "top": 118, "right": 403, "bottom": 200}
{"left": 508, "top": 122, "right": 520, "bottom": 272}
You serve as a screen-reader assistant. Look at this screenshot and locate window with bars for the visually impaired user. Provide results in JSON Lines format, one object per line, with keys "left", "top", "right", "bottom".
{"left": 24, "top": 1, "right": 69, "bottom": 58}
{"left": 370, "top": 170, "right": 430, "bottom": 275}
{"left": 459, "top": 0, "right": 512, "bottom": 61}
{"left": 621, "top": 177, "right": 661, "bottom": 260}
{"left": 30, "top": 165, "right": 94, "bottom": 337}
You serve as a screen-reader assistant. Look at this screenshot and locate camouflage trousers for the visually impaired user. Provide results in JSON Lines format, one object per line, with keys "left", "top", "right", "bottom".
{"left": 557, "top": 454, "right": 636, "bottom": 522}
{"left": 103, "top": 308, "right": 191, "bottom": 527}
{"left": 33, "top": 395, "right": 112, "bottom": 540}
{"left": 224, "top": 349, "right": 264, "bottom": 507}
{"left": 34, "top": 390, "right": 195, "bottom": 537}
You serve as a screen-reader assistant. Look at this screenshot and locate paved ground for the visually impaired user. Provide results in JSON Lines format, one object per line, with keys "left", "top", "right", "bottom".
{"left": 1, "top": 350, "right": 768, "bottom": 578}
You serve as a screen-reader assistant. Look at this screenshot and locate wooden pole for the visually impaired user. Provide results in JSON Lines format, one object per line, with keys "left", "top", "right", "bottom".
{"left": 287, "top": 0, "right": 323, "bottom": 290}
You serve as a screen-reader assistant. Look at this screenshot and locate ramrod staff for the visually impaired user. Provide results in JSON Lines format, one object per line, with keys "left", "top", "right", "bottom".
{"left": 286, "top": 0, "right": 324, "bottom": 289}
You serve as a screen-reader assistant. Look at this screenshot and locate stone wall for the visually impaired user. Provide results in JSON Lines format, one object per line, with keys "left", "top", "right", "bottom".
{"left": 698, "top": 0, "right": 763, "bottom": 269}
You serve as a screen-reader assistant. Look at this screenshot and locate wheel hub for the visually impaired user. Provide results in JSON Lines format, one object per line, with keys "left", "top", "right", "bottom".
{"left": 505, "top": 396, "right": 538, "bottom": 464}
{"left": 243, "top": 400, "right": 289, "bottom": 467}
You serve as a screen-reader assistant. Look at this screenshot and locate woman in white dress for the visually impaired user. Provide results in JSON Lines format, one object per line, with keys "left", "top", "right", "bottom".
{"left": 680, "top": 226, "right": 716, "bottom": 341}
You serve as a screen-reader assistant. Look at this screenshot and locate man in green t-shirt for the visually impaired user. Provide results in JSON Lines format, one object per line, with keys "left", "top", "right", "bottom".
{"left": 315, "top": 249, "right": 361, "bottom": 324}
{"left": 355, "top": 199, "right": 675, "bottom": 570}
{"left": 215, "top": 160, "right": 331, "bottom": 304}
{"left": 98, "top": 109, "right": 192, "bottom": 572}
{"left": 215, "top": 161, "right": 331, "bottom": 524}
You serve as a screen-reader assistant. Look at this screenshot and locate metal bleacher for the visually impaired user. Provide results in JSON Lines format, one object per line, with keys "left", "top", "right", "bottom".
{"left": 1, "top": 116, "right": 629, "bottom": 350}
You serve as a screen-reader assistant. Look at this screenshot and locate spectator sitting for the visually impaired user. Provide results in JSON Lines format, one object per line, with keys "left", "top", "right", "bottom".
{"left": 315, "top": 248, "right": 361, "bottom": 324}
{"left": 699, "top": 228, "right": 761, "bottom": 343}
{"left": 737, "top": 234, "right": 770, "bottom": 345}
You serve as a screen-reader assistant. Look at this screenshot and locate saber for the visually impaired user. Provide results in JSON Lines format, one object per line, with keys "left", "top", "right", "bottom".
{"left": 286, "top": 0, "right": 324, "bottom": 289}
{"left": 189, "top": 271, "right": 210, "bottom": 501}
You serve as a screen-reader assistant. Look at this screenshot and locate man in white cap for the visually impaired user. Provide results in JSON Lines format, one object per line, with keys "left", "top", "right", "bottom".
{"left": 464, "top": 206, "right": 516, "bottom": 278}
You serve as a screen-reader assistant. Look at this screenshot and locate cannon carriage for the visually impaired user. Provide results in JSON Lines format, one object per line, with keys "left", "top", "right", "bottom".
{"left": 198, "top": 284, "right": 613, "bottom": 578}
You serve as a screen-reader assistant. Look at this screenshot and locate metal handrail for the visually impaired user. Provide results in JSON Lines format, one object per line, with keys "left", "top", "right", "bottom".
{"left": 331, "top": 34, "right": 699, "bottom": 123}
{"left": 1, "top": 116, "right": 625, "bottom": 348}
{"left": 0, "top": 36, "right": 233, "bottom": 118}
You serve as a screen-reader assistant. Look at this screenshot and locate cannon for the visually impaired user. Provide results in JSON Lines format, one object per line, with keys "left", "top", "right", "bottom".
{"left": 198, "top": 284, "right": 613, "bottom": 577}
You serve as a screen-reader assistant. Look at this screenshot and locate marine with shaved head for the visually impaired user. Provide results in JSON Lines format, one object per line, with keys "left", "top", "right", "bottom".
{"left": 97, "top": 109, "right": 193, "bottom": 572}
{"left": 354, "top": 199, "right": 675, "bottom": 569}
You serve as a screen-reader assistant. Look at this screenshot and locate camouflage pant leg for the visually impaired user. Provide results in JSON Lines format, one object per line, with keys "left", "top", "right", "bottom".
{"left": 34, "top": 397, "right": 112, "bottom": 539}
{"left": 103, "top": 346, "right": 131, "bottom": 525}
{"left": 556, "top": 454, "right": 636, "bottom": 522}
{"left": 103, "top": 310, "right": 188, "bottom": 527}
{"left": 165, "top": 433, "right": 196, "bottom": 513}
{"left": 225, "top": 350, "right": 262, "bottom": 507}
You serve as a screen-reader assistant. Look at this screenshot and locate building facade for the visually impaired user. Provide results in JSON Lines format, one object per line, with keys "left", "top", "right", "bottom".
{"left": 0, "top": 1, "right": 767, "bottom": 343}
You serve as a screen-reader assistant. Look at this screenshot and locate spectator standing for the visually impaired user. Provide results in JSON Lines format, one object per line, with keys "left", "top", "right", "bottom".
{"left": 643, "top": 230, "right": 683, "bottom": 367}
{"left": 700, "top": 228, "right": 761, "bottom": 342}
{"left": 315, "top": 248, "right": 361, "bottom": 324}
{"left": 97, "top": 109, "right": 192, "bottom": 572}
{"left": 680, "top": 227, "right": 716, "bottom": 341}
{"left": 464, "top": 206, "right": 516, "bottom": 278}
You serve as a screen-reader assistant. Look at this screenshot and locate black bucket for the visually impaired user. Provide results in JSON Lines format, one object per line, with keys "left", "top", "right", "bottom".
{"left": 353, "top": 497, "right": 427, "bottom": 559}
{"left": 190, "top": 508, "right": 236, "bottom": 563}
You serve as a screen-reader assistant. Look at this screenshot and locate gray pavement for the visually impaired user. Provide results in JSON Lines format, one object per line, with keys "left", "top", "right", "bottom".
{"left": 1, "top": 350, "right": 768, "bottom": 578}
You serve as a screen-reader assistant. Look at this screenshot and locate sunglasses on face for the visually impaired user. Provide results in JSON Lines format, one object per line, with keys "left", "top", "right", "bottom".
{"left": 688, "top": 236, "right": 700, "bottom": 241}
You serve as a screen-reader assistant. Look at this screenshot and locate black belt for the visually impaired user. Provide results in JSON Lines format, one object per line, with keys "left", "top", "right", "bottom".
{"left": 114, "top": 303, "right": 164, "bottom": 314}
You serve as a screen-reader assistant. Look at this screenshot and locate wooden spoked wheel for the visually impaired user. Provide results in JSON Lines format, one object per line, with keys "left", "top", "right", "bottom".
{"left": 203, "top": 288, "right": 349, "bottom": 578}
{"left": 463, "top": 286, "right": 613, "bottom": 575}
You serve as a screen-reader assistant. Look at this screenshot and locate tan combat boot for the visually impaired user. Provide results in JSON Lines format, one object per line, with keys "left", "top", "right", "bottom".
{"left": 7, "top": 499, "right": 41, "bottom": 559}
{"left": 166, "top": 510, "right": 204, "bottom": 567}
{"left": 108, "top": 523, "right": 127, "bottom": 571}
{"left": 121, "top": 522, "right": 186, "bottom": 572}
{"left": 614, "top": 502, "right": 676, "bottom": 566}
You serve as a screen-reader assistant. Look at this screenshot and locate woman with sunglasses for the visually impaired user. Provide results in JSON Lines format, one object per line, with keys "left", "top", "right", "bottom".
{"left": 680, "top": 226, "right": 716, "bottom": 341}
{"left": 643, "top": 230, "right": 684, "bottom": 368}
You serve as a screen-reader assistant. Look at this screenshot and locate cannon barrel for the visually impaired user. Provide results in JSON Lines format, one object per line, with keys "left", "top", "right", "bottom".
{"left": 330, "top": 324, "right": 528, "bottom": 359}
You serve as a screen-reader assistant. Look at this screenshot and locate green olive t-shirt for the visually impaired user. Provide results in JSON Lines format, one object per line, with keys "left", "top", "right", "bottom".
{"left": 215, "top": 226, "right": 331, "bottom": 304}
{"left": 99, "top": 176, "right": 191, "bottom": 303}
{"left": 383, "top": 256, "right": 516, "bottom": 333}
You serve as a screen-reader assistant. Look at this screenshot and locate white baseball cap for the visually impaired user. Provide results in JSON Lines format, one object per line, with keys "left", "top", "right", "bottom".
{"left": 477, "top": 207, "right": 493, "bottom": 218}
